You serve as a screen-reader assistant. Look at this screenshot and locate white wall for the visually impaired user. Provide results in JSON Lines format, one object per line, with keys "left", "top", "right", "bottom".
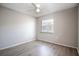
{"left": 36, "top": 7, "right": 78, "bottom": 48}
{"left": 0, "top": 6, "right": 36, "bottom": 49}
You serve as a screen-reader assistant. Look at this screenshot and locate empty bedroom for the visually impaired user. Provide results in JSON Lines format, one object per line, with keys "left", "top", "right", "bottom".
{"left": 0, "top": 3, "right": 79, "bottom": 56}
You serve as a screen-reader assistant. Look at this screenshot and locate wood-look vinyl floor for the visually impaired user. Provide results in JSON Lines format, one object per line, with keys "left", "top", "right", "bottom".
{"left": 0, "top": 40, "right": 78, "bottom": 56}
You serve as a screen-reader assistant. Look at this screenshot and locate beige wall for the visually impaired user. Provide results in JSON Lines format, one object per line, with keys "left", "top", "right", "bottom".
{"left": 0, "top": 6, "right": 36, "bottom": 49}
{"left": 78, "top": 7, "right": 79, "bottom": 53}
{"left": 36, "top": 7, "right": 78, "bottom": 48}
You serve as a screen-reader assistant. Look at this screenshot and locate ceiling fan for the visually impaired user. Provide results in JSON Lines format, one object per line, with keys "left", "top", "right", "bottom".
{"left": 32, "top": 3, "right": 40, "bottom": 13}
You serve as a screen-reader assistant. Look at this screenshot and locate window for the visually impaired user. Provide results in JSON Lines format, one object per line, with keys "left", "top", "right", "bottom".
{"left": 42, "top": 19, "right": 54, "bottom": 33}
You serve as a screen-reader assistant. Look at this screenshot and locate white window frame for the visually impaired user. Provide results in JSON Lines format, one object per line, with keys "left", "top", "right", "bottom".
{"left": 41, "top": 19, "right": 54, "bottom": 33}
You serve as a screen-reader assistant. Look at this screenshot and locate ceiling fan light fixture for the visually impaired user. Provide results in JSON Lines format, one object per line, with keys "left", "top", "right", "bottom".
{"left": 36, "top": 8, "right": 40, "bottom": 13}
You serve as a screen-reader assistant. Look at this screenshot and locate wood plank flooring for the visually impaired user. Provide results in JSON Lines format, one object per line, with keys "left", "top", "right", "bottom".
{"left": 0, "top": 40, "right": 78, "bottom": 56}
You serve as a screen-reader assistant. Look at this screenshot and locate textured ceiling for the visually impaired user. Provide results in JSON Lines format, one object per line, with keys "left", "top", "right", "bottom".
{"left": 0, "top": 3, "right": 77, "bottom": 17}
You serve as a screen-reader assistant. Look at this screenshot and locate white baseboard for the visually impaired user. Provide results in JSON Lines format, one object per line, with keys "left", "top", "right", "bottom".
{"left": 38, "top": 39, "right": 77, "bottom": 49}
{"left": 0, "top": 39, "right": 35, "bottom": 50}
{"left": 0, "top": 39, "right": 77, "bottom": 51}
